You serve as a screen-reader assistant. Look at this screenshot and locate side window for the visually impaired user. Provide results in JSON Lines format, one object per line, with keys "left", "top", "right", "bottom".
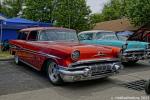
{"left": 78, "top": 34, "right": 85, "bottom": 41}
{"left": 78, "top": 33, "right": 93, "bottom": 40}
{"left": 18, "top": 32, "right": 28, "bottom": 40}
{"left": 101, "top": 35, "right": 118, "bottom": 40}
{"left": 27, "top": 31, "right": 38, "bottom": 41}
{"left": 39, "top": 31, "right": 49, "bottom": 41}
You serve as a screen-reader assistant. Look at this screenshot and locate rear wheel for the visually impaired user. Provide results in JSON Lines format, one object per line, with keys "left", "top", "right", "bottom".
{"left": 46, "top": 60, "right": 63, "bottom": 85}
{"left": 145, "top": 80, "right": 150, "bottom": 94}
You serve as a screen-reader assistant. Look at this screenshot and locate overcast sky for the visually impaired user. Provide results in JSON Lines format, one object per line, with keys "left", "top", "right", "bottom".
{"left": 86, "top": 0, "right": 109, "bottom": 13}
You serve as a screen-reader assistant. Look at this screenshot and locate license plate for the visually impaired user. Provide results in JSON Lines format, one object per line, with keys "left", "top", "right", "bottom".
{"left": 90, "top": 64, "right": 111, "bottom": 73}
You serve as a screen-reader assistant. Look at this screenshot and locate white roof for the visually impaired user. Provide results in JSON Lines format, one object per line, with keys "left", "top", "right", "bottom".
{"left": 79, "top": 30, "right": 114, "bottom": 34}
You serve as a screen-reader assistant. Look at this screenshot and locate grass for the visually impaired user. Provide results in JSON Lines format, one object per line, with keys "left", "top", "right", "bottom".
{"left": 0, "top": 50, "right": 13, "bottom": 59}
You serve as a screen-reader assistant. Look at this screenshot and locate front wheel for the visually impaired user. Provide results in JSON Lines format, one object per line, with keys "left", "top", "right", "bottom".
{"left": 46, "top": 60, "right": 63, "bottom": 85}
{"left": 14, "top": 54, "right": 21, "bottom": 65}
{"left": 145, "top": 80, "right": 150, "bottom": 94}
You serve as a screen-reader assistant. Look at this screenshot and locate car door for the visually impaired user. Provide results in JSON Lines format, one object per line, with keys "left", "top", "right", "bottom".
{"left": 22, "top": 31, "right": 39, "bottom": 67}
{"left": 16, "top": 31, "right": 29, "bottom": 62}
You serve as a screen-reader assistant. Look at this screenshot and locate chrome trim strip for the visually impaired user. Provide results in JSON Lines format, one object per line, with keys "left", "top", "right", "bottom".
{"left": 10, "top": 44, "right": 61, "bottom": 59}
{"left": 68, "top": 58, "right": 119, "bottom": 67}
{"left": 19, "top": 59, "right": 40, "bottom": 71}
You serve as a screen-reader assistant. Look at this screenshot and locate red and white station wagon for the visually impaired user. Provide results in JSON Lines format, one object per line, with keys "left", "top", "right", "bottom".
{"left": 9, "top": 27, "right": 123, "bottom": 85}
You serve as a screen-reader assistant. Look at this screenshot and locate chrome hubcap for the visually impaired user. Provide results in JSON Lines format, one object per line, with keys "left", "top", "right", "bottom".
{"left": 48, "top": 62, "right": 59, "bottom": 83}
{"left": 15, "top": 55, "right": 19, "bottom": 64}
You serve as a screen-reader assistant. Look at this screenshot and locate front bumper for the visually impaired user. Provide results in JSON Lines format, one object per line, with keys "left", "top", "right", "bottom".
{"left": 121, "top": 49, "right": 150, "bottom": 61}
{"left": 57, "top": 59, "right": 123, "bottom": 82}
{"left": 147, "top": 49, "right": 150, "bottom": 58}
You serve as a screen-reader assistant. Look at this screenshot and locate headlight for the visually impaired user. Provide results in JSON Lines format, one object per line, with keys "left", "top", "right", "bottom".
{"left": 71, "top": 50, "right": 80, "bottom": 61}
{"left": 122, "top": 43, "right": 128, "bottom": 50}
{"left": 147, "top": 43, "right": 150, "bottom": 49}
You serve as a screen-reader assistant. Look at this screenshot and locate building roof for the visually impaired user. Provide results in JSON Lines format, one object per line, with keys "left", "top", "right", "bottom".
{"left": 93, "top": 18, "right": 139, "bottom": 32}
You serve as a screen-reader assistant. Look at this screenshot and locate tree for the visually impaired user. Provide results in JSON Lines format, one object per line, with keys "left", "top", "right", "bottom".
{"left": 90, "top": 0, "right": 127, "bottom": 24}
{"left": 0, "top": 0, "right": 24, "bottom": 17}
{"left": 101, "top": 0, "right": 126, "bottom": 21}
{"left": 53, "top": 0, "right": 92, "bottom": 31}
{"left": 23, "top": 0, "right": 57, "bottom": 22}
{"left": 90, "top": 13, "right": 104, "bottom": 24}
{"left": 125, "top": 0, "right": 150, "bottom": 26}
{"left": 23, "top": 0, "right": 92, "bottom": 31}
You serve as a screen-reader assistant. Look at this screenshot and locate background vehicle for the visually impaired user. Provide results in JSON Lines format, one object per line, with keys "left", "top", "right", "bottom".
{"left": 128, "top": 29, "right": 150, "bottom": 43}
{"left": 145, "top": 80, "right": 150, "bottom": 94}
{"left": 78, "top": 30, "right": 150, "bottom": 64}
{"left": 9, "top": 27, "right": 123, "bottom": 85}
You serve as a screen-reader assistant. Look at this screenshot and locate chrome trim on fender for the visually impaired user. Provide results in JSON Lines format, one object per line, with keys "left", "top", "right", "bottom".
{"left": 10, "top": 44, "right": 61, "bottom": 59}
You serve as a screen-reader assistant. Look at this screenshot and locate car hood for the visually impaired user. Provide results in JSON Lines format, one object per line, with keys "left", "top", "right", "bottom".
{"left": 32, "top": 41, "right": 115, "bottom": 60}
{"left": 81, "top": 40, "right": 149, "bottom": 51}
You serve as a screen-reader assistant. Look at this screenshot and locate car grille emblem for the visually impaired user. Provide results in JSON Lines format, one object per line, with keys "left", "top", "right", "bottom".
{"left": 97, "top": 51, "right": 105, "bottom": 56}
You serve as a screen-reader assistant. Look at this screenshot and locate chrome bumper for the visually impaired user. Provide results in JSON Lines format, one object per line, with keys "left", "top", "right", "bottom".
{"left": 58, "top": 62, "right": 123, "bottom": 82}
{"left": 121, "top": 50, "right": 150, "bottom": 61}
{"left": 147, "top": 49, "right": 150, "bottom": 58}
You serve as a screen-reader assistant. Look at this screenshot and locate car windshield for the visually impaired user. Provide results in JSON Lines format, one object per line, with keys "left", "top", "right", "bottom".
{"left": 39, "top": 29, "right": 78, "bottom": 42}
{"left": 96, "top": 32, "right": 118, "bottom": 40}
{"left": 117, "top": 35, "right": 128, "bottom": 41}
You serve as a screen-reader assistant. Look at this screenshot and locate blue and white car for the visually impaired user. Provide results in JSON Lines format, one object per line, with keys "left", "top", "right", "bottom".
{"left": 78, "top": 30, "right": 150, "bottom": 63}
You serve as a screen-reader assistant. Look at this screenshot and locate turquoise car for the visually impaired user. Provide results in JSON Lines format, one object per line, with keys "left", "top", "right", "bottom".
{"left": 78, "top": 30, "right": 150, "bottom": 63}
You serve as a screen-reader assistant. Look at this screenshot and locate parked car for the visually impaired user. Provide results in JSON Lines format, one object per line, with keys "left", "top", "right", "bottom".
{"left": 145, "top": 80, "right": 150, "bottom": 94}
{"left": 9, "top": 27, "right": 123, "bottom": 85}
{"left": 128, "top": 29, "right": 150, "bottom": 42}
{"left": 78, "top": 30, "right": 150, "bottom": 64}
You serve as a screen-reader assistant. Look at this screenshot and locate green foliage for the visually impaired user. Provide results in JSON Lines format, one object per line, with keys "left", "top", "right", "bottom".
{"left": 90, "top": 0, "right": 126, "bottom": 24}
{"left": 102, "top": 0, "right": 125, "bottom": 21}
{"left": 125, "top": 0, "right": 150, "bottom": 26}
{"left": 0, "top": 0, "right": 24, "bottom": 17}
{"left": 23, "top": 0, "right": 92, "bottom": 31}
{"left": 91, "top": 0, "right": 150, "bottom": 27}
{"left": 90, "top": 13, "right": 104, "bottom": 24}
{"left": 53, "top": 0, "right": 92, "bottom": 31}
{"left": 23, "top": 0, "right": 54, "bottom": 22}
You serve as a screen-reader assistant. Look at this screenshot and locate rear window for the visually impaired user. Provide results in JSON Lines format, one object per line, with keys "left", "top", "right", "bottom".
{"left": 18, "top": 32, "right": 28, "bottom": 40}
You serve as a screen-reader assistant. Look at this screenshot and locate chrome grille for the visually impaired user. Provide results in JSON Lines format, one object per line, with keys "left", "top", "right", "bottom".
{"left": 123, "top": 50, "right": 145, "bottom": 57}
{"left": 68, "top": 62, "right": 117, "bottom": 76}
{"left": 90, "top": 64, "right": 112, "bottom": 73}
{"left": 92, "top": 70, "right": 112, "bottom": 76}
{"left": 71, "top": 60, "right": 119, "bottom": 67}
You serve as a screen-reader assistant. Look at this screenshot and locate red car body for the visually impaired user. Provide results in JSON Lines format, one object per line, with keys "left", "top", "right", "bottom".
{"left": 128, "top": 29, "right": 150, "bottom": 42}
{"left": 10, "top": 27, "right": 122, "bottom": 84}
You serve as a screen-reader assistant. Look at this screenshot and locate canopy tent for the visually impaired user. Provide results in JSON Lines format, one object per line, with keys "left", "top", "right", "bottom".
{"left": 0, "top": 17, "right": 52, "bottom": 41}
{"left": 0, "top": 13, "right": 7, "bottom": 20}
